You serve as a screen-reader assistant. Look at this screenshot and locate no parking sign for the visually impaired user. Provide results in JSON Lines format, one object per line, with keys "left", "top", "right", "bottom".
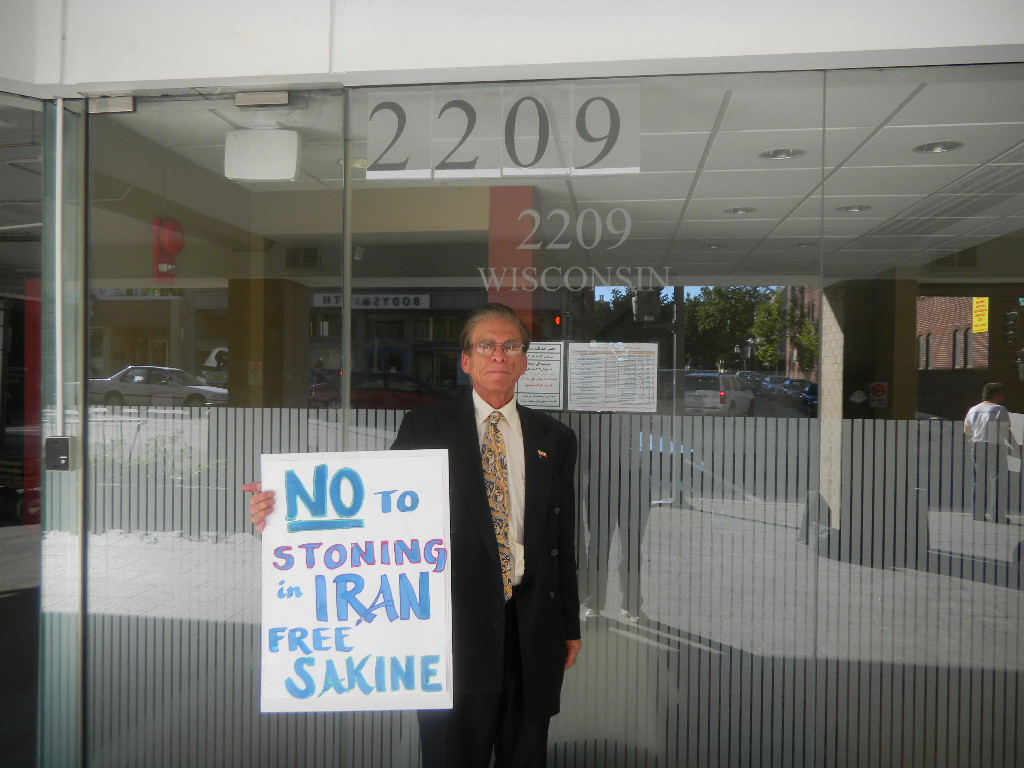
{"left": 869, "top": 381, "right": 889, "bottom": 408}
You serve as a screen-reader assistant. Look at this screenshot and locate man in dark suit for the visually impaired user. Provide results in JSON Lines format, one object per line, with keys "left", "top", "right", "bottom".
{"left": 247, "top": 303, "right": 581, "bottom": 767}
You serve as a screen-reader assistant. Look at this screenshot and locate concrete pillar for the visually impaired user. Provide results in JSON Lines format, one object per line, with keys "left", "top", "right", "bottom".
{"left": 819, "top": 284, "right": 845, "bottom": 527}
{"left": 227, "top": 278, "right": 311, "bottom": 407}
{"left": 872, "top": 279, "right": 919, "bottom": 420}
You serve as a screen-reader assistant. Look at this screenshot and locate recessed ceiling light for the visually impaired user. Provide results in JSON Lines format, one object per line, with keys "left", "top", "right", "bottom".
{"left": 913, "top": 140, "right": 964, "bottom": 154}
{"left": 723, "top": 207, "right": 757, "bottom": 215}
{"left": 703, "top": 243, "right": 724, "bottom": 250}
{"left": 759, "top": 148, "right": 806, "bottom": 160}
{"left": 792, "top": 242, "right": 814, "bottom": 249}
{"left": 835, "top": 204, "right": 872, "bottom": 213}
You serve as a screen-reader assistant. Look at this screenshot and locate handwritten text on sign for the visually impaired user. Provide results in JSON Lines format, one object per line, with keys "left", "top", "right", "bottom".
{"left": 261, "top": 450, "right": 452, "bottom": 713}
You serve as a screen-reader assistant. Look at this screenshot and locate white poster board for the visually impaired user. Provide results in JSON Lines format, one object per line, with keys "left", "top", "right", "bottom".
{"left": 566, "top": 342, "right": 658, "bottom": 412}
{"left": 516, "top": 341, "right": 564, "bottom": 409}
{"left": 260, "top": 450, "right": 452, "bottom": 712}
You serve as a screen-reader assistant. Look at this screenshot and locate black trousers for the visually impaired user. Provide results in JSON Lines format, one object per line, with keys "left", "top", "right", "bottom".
{"left": 418, "top": 594, "right": 550, "bottom": 768}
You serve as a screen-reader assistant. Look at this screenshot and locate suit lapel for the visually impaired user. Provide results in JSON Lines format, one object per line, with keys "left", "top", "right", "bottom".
{"left": 519, "top": 406, "right": 556, "bottom": 584}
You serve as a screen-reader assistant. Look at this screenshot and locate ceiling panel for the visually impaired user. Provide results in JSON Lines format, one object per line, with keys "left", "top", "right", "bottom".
{"left": 824, "top": 165, "right": 973, "bottom": 196}
{"left": 719, "top": 77, "right": 826, "bottom": 131}
{"left": 706, "top": 128, "right": 872, "bottom": 171}
{"left": 735, "top": 252, "right": 819, "bottom": 271}
{"left": 673, "top": 219, "right": 780, "bottom": 238}
{"left": 845, "top": 124, "right": 1024, "bottom": 168}
{"left": 640, "top": 133, "right": 710, "bottom": 172}
{"left": 774, "top": 217, "right": 882, "bottom": 238}
{"left": 569, "top": 172, "right": 695, "bottom": 202}
{"left": 695, "top": 168, "right": 822, "bottom": 198}
{"left": 684, "top": 196, "right": 805, "bottom": 220}
{"left": 823, "top": 76, "right": 923, "bottom": 129}
{"left": 891, "top": 78, "right": 1024, "bottom": 127}
{"left": 826, "top": 249, "right": 919, "bottom": 262}
{"left": 963, "top": 217, "right": 1024, "bottom": 239}
{"left": 634, "top": 81, "right": 725, "bottom": 133}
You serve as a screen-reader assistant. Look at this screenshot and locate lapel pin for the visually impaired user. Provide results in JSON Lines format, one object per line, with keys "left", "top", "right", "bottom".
{"left": 537, "top": 450, "right": 548, "bottom": 458}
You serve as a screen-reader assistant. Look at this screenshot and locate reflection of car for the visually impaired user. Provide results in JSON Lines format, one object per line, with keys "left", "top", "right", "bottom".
{"left": 760, "top": 375, "right": 788, "bottom": 398}
{"left": 682, "top": 373, "right": 754, "bottom": 416}
{"left": 737, "top": 371, "right": 760, "bottom": 386}
{"left": 90, "top": 366, "right": 229, "bottom": 407}
{"left": 199, "top": 347, "right": 229, "bottom": 387}
{"left": 779, "top": 378, "right": 812, "bottom": 404}
{"left": 798, "top": 383, "right": 818, "bottom": 416}
{"left": 309, "top": 371, "right": 452, "bottom": 410}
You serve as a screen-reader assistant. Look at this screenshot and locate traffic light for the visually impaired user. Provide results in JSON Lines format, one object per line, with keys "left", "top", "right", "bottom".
{"left": 632, "top": 290, "right": 661, "bottom": 323}
{"left": 1004, "top": 311, "right": 1020, "bottom": 344}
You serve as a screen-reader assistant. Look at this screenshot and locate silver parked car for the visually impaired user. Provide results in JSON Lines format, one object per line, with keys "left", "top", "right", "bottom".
{"left": 90, "top": 366, "right": 229, "bottom": 407}
{"left": 683, "top": 373, "right": 755, "bottom": 416}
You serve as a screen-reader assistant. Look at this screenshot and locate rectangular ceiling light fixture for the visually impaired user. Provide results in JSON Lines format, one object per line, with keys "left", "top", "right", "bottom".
{"left": 224, "top": 129, "right": 301, "bottom": 181}
{"left": 234, "top": 91, "right": 290, "bottom": 108}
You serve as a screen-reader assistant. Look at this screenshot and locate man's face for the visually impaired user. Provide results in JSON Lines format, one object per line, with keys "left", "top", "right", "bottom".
{"left": 461, "top": 317, "right": 528, "bottom": 407}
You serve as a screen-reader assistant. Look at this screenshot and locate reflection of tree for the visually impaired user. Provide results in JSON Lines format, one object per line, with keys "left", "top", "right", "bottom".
{"left": 752, "top": 287, "right": 819, "bottom": 373}
{"left": 752, "top": 289, "right": 787, "bottom": 369}
{"left": 592, "top": 289, "right": 676, "bottom": 366}
{"left": 592, "top": 287, "right": 787, "bottom": 370}
{"left": 684, "top": 287, "right": 771, "bottom": 370}
{"left": 793, "top": 315, "right": 819, "bottom": 372}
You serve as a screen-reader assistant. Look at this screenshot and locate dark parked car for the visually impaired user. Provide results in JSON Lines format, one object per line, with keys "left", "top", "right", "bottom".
{"left": 309, "top": 371, "right": 452, "bottom": 410}
{"left": 778, "top": 378, "right": 812, "bottom": 405}
{"left": 759, "top": 375, "right": 788, "bottom": 398}
{"left": 798, "top": 383, "right": 818, "bottom": 417}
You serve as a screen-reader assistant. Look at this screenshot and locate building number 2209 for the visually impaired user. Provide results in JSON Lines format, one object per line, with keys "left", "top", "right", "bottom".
{"left": 366, "top": 94, "right": 631, "bottom": 178}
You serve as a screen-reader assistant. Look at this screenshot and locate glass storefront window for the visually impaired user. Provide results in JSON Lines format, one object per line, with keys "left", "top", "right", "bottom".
{"left": 65, "top": 64, "right": 1024, "bottom": 766}
{"left": 0, "top": 91, "right": 46, "bottom": 768}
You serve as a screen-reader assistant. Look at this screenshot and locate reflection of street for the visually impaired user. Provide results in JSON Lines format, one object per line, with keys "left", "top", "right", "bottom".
{"left": 928, "top": 510, "right": 1023, "bottom": 561}
{"left": 609, "top": 502, "right": 1021, "bottom": 665}
{"left": 556, "top": 499, "right": 1023, "bottom": 762}
{"left": 751, "top": 393, "right": 807, "bottom": 418}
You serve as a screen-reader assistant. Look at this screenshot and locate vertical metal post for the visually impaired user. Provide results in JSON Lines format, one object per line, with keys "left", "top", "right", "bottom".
{"left": 54, "top": 99, "right": 65, "bottom": 434}
{"left": 341, "top": 90, "right": 354, "bottom": 450}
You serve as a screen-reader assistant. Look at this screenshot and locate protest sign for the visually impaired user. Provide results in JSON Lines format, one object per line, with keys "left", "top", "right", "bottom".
{"left": 260, "top": 449, "right": 452, "bottom": 713}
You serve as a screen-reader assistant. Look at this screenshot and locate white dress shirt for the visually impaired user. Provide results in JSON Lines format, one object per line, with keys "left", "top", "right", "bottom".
{"left": 472, "top": 390, "right": 526, "bottom": 585}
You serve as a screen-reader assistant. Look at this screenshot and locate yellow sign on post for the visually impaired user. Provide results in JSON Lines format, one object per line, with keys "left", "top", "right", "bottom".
{"left": 973, "top": 297, "right": 989, "bottom": 333}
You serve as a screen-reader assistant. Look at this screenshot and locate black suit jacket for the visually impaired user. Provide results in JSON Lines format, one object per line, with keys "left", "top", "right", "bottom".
{"left": 391, "top": 395, "right": 581, "bottom": 720}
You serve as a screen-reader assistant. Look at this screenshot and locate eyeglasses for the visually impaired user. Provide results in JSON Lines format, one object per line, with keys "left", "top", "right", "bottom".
{"left": 468, "top": 340, "right": 527, "bottom": 356}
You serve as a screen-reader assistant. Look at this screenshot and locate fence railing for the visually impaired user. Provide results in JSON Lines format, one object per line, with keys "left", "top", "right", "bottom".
{"left": 62, "top": 406, "right": 1023, "bottom": 767}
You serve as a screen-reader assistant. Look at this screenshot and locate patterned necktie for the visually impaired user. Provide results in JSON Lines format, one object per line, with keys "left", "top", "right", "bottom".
{"left": 481, "top": 411, "right": 513, "bottom": 601}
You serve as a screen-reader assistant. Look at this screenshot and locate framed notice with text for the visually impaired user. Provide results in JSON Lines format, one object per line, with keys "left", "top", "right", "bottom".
{"left": 516, "top": 341, "right": 564, "bottom": 410}
{"left": 566, "top": 342, "right": 658, "bottom": 412}
{"left": 260, "top": 450, "right": 452, "bottom": 713}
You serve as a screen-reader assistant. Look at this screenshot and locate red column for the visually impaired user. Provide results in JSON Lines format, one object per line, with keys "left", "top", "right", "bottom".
{"left": 487, "top": 186, "right": 538, "bottom": 334}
